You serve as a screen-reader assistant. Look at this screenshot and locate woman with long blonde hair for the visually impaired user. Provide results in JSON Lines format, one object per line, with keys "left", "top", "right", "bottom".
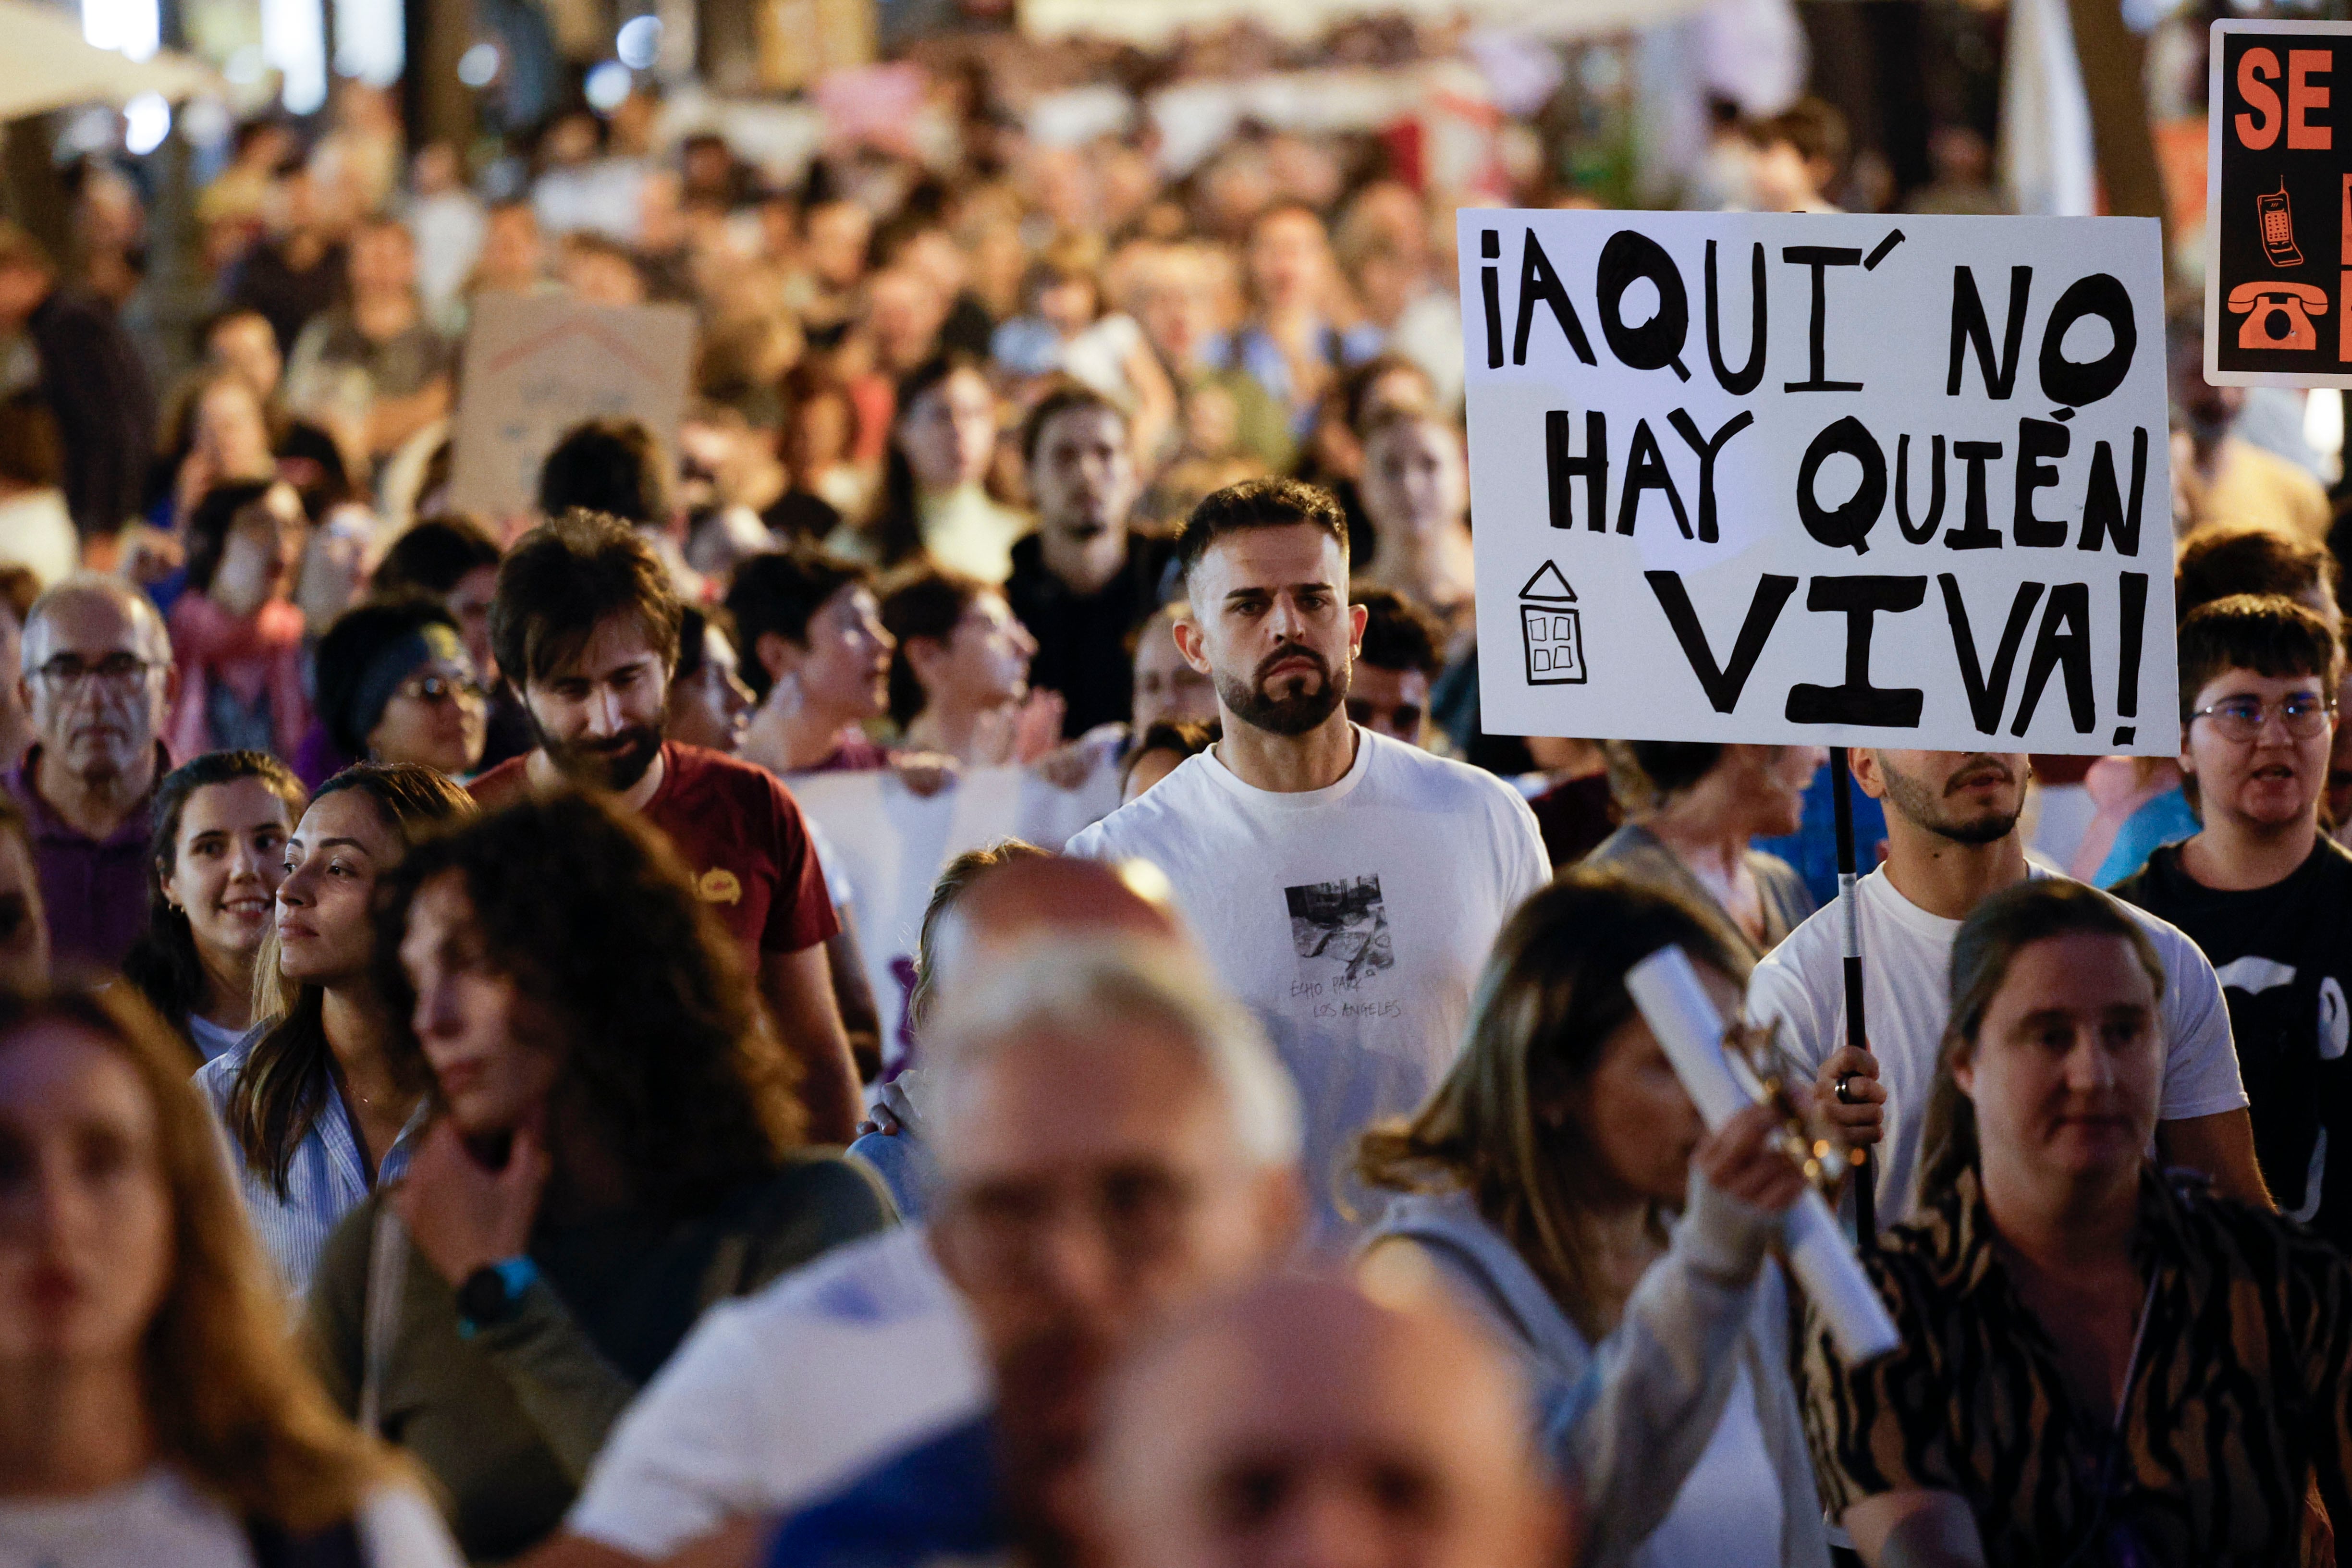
{"left": 1357, "top": 870, "right": 1830, "bottom": 1568}
{"left": 0, "top": 981, "right": 462, "bottom": 1565}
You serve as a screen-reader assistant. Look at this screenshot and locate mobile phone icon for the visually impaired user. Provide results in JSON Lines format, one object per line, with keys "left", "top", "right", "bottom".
{"left": 2261, "top": 179, "right": 2304, "bottom": 269}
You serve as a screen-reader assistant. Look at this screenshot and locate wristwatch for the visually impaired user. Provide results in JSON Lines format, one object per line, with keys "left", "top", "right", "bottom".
{"left": 455, "top": 1257, "right": 538, "bottom": 1337}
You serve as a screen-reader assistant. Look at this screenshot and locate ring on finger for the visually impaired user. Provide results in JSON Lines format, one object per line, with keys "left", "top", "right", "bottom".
{"left": 1834, "top": 1073, "right": 1856, "bottom": 1106}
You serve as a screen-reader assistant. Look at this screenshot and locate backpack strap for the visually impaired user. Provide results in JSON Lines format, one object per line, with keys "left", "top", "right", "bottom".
{"left": 358, "top": 1204, "right": 409, "bottom": 1435}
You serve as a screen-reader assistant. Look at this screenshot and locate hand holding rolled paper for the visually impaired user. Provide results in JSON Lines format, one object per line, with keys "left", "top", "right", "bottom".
{"left": 1626, "top": 943, "right": 1901, "bottom": 1365}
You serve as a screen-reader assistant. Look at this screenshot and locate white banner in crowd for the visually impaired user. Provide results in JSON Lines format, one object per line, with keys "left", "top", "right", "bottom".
{"left": 1459, "top": 210, "right": 2179, "bottom": 756}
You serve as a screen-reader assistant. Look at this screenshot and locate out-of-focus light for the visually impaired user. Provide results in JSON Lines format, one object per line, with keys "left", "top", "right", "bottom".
{"left": 615, "top": 15, "right": 661, "bottom": 70}
{"left": 179, "top": 95, "right": 233, "bottom": 147}
{"left": 224, "top": 45, "right": 266, "bottom": 84}
{"left": 456, "top": 40, "right": 500, "bottom": 86}
{"left": 263, "top": 0, "right": 329, "bottom": 113}
{"left": 584, "top": 60, "right": 632, "bottom": 111}
{"left": 82, "top": 0, "right": 159, "bottom": 61}
{"left": 123, "top": 92, "right": 171, "bottom": 154}
{"left": 333, "top": 0, "right": 405, "bottom": 87}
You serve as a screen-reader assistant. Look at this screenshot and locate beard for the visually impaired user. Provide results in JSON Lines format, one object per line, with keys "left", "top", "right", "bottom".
{"left": 1216, "top": 643, "right": 1347, "bottom": 737}
{"left": 537, "top": 721, "right": 664, "bottom": 793}
{"left": 1875, "top": 753, "right": 2025, "bottom": 845}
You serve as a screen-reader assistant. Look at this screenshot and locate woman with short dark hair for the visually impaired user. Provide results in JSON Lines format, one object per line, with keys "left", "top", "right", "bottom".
{"left": 1805, "top": 877, "right": 2352, "bottom": 1566}
{"left": 311, "top": 791, "right": 893, "bottom": 1561}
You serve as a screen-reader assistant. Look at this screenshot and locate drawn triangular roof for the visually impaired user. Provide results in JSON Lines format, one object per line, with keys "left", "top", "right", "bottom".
{"left": 1519, "top": 561, "right": 1577, "bottom": 603}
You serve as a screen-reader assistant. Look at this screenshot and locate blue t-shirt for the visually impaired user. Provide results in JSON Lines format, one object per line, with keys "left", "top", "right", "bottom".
{"left": 1754, "top": 766, "right": 1891, "bottom": 910}
{"left": 764, "top": 1414, "right": 1002, "bottom": 1568}
{"left": 2095, "top": 784, "right": 2201, "bottom": 887}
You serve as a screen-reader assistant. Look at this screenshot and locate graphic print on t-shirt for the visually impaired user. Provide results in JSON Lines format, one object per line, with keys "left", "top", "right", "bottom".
{"left": 1285, "top": 875, "right": 1394, "bottom": 993}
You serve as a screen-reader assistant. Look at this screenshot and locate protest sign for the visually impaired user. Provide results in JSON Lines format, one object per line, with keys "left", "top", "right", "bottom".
{"left": 1459, "top": 209, "right": 2177, "bottom": 756}
{"left": 2204, "top": 19, "right": 2352, "bottom": 387}
{"left": 446, "top": 295, "right": 696, "bottom": 518}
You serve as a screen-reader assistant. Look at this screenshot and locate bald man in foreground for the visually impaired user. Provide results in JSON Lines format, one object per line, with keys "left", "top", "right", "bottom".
{"left": 9, "top": 575, "right": 176, "bottom": 968}
{"left": 1098, "top": 1274, "right": 1574, "bottom": 1568}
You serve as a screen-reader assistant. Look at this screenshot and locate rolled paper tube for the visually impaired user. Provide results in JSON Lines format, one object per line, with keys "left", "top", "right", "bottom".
{"left": 1625, "top": 944, "right": 1901, "bottom": 1366}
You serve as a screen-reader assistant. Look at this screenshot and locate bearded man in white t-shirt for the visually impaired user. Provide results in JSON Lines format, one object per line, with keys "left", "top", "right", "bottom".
{"left": 1067, "top": 477, "right": 1549, "bottom": 1240}
{"left": 1747, "top": 748, "right": 2266, "bottom": 1225}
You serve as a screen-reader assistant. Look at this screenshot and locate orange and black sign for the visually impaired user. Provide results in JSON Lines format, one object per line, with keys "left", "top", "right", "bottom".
{"left": 2205, "top": 20, "right": 2352, "bottom": 386}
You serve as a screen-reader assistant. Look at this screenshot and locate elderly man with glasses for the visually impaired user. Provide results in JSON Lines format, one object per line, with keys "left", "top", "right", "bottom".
{"left": 6, "top": 575, "right": 174, "bottom": 969}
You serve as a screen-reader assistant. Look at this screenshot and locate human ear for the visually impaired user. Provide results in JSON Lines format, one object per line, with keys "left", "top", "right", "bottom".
{"left": 1850, "top": 749, "right": 1890, "bottom": 801}
{"left": 1171, "top": 616, "right": 1212, "bottom": 675}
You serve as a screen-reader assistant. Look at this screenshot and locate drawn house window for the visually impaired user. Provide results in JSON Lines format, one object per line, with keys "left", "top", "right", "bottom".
{"left": 1519, "top": 561, "right": 1584, "bottom": 685}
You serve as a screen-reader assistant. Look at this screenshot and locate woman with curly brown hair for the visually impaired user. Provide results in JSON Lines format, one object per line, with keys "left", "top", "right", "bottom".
{"left": 307, "top": 790, "right": 894, "bottom": 1562}
{"left": 0, "top": 982, "right": 461, "bottom": 1566}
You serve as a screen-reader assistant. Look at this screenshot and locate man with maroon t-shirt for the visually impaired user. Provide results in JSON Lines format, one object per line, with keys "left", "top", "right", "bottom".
{"left": 472, "top": 510, "right": 862, "bottom": 1140}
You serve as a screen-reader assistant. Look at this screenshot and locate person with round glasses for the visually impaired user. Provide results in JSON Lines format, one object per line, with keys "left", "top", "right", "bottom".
{"left": 2113, "top": 593, "right": 2352, "bottom": 1248}
{"left": 308, "top": 597, "right": 490, "bottom": 785}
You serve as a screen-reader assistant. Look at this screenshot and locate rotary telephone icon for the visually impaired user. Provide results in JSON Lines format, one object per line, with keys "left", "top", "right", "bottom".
{"left": 2229, "top": 281, "right": 2330, "bottom": 351}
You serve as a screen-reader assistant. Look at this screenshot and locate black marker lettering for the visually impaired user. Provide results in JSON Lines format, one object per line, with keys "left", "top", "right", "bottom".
{"left": 1943, "top": 440, "right": 2005, "bottom": 550}
{"left": 2114, "top": 572, "right": 2148, "bottom": 742}
{"left": 1784, "top": 575, "right": 1928, "bottom": 727}
{"left": 1545, "top": 410, "right": 1608, "bottom": 531}
{"left": 1596, "top": 230, "right": 1692, "bottom": 381}
{"left": 1797, "top": 416, "right": 1886, "bottom": 555}
{"left": 1666, "top": 408, "right": 1753, "bottom": 544}
{"left": 1617, "top": 420, "right": 1692, "bottom": 537}
{"left": 1895, "top": 434, "right": 1947, "bottom": 544}
{"left": 1514, "top": 232, "right": 1597, "bottom": 367}
{"left": 1481, "top": 230, "right": 1503, "bottom": 369}
{"left": 1704, "top": 240, "right": 1767, "bottom": 396}
{"left": 1939, "top": 575, "right": 2045, "bottom": 734}
{"left": 1644, "top": 570, "right": 1798, "bottom": 713}
{"left": 2012, "top": 416, "right": 2070, "bottom": 547}
{"left": 2077, "top": 428, "right": 2149, "bottom": 556}
{"left": 1947, "top": 265, "right": 2032, "bottom": 398}
{"left": 2010, "top": 582, "right": 2095, "bottom": 735}
{"left": 2038, "top": 273, "right": 2138, "bottom": 407}
{"left": 1781, "top": 246, "right": 1865, "bottom": 392}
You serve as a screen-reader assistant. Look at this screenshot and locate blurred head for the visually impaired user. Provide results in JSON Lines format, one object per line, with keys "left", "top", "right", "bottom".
{"left": 1122, "top": 719, "right": 1216, "bottom": 806}
{"left": 803, "top": 199, "right": 872, "bottom": 292}
{"left": 882, "top": 567, "right": 1035, "bottom": 729}
{"left": 928, "top": 943, "right": 1303, "bottom": 1556}
{"left": 348, "top": 217, "right": 416, "bottom": 300}
{"left": 2177, "top": 594, "right": 2340, "bottom": 837}
{"left": 1098, "top": 1275, "right": 1567, "bottom": 1568}
{"left": 1247, "top": 204, "right": 1330, "bottom": 316}
{"left": 184, "top": 480, "right": 306, "bottom": 616}
{"left": 1131, "top": 603, "right": 1218, "bottom": 733}
{"left": 371, "top": 514, "right": 503, "bottom": 678}
{"left": 867, "top": 267, "right": 949, "bottom": 378}
{"left": 1173, "top": 480, "right": 1360, "bottom": 740}
{"left": 1023, "top": 385, "right": 1137, "bottom": 543}
{"left": 381, "top": 793, "right": 803, "bottom": 1206}
{"left": 1745, "top": 98, "right": 1847, "bottom": 208}
{"left": 1348, "top": 590, "right": 1442, "bottom": 748}
{"left": 474, "top": 201, "right": 543, "bottom": 294}
{"left": 725, "top": 549, "right": 889, "bottom": 718}
{"left": 189, "top": 372, "right": 275, "bottom": 480}
{"left": 1856, "top": 749, "right": 2029, "bottom": 847}
{"left": 1922, "top": 880, "right": 2166, "bottom": 1205}
{"left": 894, "top": 355, "right": 997, "bottom": 495}
{"left": 779, "top": 366, "right": 860, "bottom": 483}
{"left": 1617, "top": 740, "right": 1823, "bottom": 841}
{"left": 538, "top": 418, "right": 671, "bottom": 527}
{"left": 2175, "top": 521, "right": 2341, "bottom": 632}
{"left": 0, "top": 983, "right": 395, "bottom": 1528}
{"left": 129, "top": 754, "right": 303, "bottom": 1027}
{"left": 21, "top": 576, "right": 173, "bottom": 793}
{"left": 559, "top": 233, "right": 646, "bottom": 306}
{"left": 666, "top": 605, "right": 756, "bottom": 753}
{"left": 203, "top": 310, "right": 284, "bottom": 402}
{"left": 0, "top": 225, "right": 55, "bottom": 326}
{"left": 1358, "top": 413, "right": 1468, "bottom": 543}
{"left": 2169, "top": 311, "right": 2243, "bottom": 447}
{"left": 493, "top": 511, "right": 683, "bottom": 793}
{"left": 314, "top": 597, "right": 487, "bottom": 777}
{"left": 1358, "top": 871, "right": 1748, "bottom": 1340}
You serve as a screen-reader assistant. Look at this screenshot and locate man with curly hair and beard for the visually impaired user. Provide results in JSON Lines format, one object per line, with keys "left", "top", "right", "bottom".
{"left": 1066, "top": 478, "right": 1545, "bottom": 1242}
{"left": 1748, "top": 748, "right": 2266, "bottom": 1226}
{"left": 470, "top": 510, "right": 861, "bottom": 1141}
{"left": 305, "top": 791, "right": 894, "bottom": 1562}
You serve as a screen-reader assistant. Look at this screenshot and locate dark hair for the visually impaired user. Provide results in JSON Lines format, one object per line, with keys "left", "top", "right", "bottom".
{"left": 870, "top": 351, "right": 990, "bottom": 567}
{"left": 183, "top": 479, "right": 279, "bottom": 594}
{"left": 1019, "top": 377, "right": 1126, "bottom": 468}
{"left": 1613, "top": 740, "right": 1724, "bottom": 812}
{"left": 880, "top": 564, "right": 987, "bottom": 728}
{"left": 122, "top": 752, "right": 306, "bottom": 1055}
{"left": 1173, "top": 477, "right": 1349, "bottom": 589}
{"left": 779, "top": 363, "right": 862, "bottom": 477}
{"left": 372, "top": 515, "right": 501, "bottom": 598}
{"left": 1353, "top": 588, "right": 1443, "bottom": 677}
{"left": 1120, "top": 718, "right": 1215, "bottom": 795}
{"left": 2176, "top": 522, "right": 2340, "bottom": 620}
{"left": 0, "top": 390, "right": 62, "bottom": 490}
{"left": 224, "top": 764, "right": 476, "bottom": 1197}
{"left": 906, "top": 838, "right": 1053, "bottom": 1041}
{"left": 1357, "top": 870, "right": 1749, "bottom": 1340}
{"left": 538, "top": 418, "right": 671, "bottom": 525}
{"left": 490, "top": 509, "right": 683, "bottom": 689}
{"left": 2177, "top": 592, "right": 2342, "bottom": 721}
{"left": 723, "top": 549, "right": 874, "bottom": 700}
{"left": 1337, "top": 354, "right": 1436, "bottom": 438}
{"left": 373, "top": 791, "right": 806, "bottom": 1215}
{"left": 1918, "top": 879, "right": 2165, "bottom": 1201}
{"left": 312, "top": 597, "right": 466, "bottom": 757}
{"left": 1749, "top": 96, "right": 1849, "bottom": 173}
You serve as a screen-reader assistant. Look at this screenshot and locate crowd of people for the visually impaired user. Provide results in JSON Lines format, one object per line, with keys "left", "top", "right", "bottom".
{"left": 4, "top": 45, "right": 2352, "bottom": 1568}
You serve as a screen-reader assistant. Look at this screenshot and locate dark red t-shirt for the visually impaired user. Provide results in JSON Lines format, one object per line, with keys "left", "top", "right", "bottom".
{"left": 470, "top": 742, "right": 838, "bottom": 961}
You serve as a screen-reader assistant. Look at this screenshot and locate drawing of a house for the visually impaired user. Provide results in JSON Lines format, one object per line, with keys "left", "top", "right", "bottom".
{"left": 1519, "top": 561, "right": 1584, "bottom": 685}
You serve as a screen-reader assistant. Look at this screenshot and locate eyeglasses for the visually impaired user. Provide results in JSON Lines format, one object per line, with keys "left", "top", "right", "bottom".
{"left": 34, "top": 653, "right": 158, "bottom": 692}
{"left": 2189, "top": 692, "right": 2335, "bottom": 741}
{"left": 934, "top": 1168, "right": 1203, "bottom": 1288}
{"left": 395, "top": 674, "right": 486, "bottom": 707}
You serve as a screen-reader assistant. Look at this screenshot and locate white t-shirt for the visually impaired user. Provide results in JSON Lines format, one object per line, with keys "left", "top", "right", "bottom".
{"left": 565, "top": 1225, "right": 985, "bottom": 1560}
{"left": 0, "top": 1470, "right": 461, "bottom": 1568}
{"left": 1066, "top": 727, "right": 1551, "bottom": 1238}
{"left": 1747, "top": 865, "right": 2249, "bottom": 1222}
{"left": 1638, "top": 1361, "right": 1783, "bottom": 1568}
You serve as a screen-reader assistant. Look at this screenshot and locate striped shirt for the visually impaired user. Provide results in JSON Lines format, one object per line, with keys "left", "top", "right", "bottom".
{"left": 194, "top": 1026, "right": 419, "bottom": 1297}
{"left": 1803, "top": 1164, "right": 2352, "bottom": 1566}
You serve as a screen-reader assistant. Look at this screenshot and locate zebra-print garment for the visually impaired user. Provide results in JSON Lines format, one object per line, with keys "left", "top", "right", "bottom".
{"left": 1801, "top": 1164, "right": 2352, "bottom": 1567}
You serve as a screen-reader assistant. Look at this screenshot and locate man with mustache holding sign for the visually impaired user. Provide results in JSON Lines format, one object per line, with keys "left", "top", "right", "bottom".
{"left": 1749, "top": 747, "right": 2269, "bottom": 1225}
{"left": 1067, "top": 478, "right": 1548, "bottom": 1241}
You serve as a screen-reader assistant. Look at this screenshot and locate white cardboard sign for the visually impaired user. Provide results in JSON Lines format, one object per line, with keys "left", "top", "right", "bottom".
{"left": 1460, "top": 210, "right": 2179, "bottom": 756}
{"left": 447, "top": 295, "right": 697, "bottom": 520}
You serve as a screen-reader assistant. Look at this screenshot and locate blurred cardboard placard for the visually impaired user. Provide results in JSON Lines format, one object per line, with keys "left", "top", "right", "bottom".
{"left": 448, "top": 296, "right": 696, "bottom": 520}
